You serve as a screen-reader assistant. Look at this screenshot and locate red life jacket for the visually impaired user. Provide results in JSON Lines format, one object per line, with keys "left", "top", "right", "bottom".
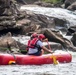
{"left": 28, "top": 40, "right": 31, "bottom": 47}
{"left": 26, "top": 38, "right": 42, "bottom": 52}
{"left": 29, "top": 38, "right": 38, "bottom": 48}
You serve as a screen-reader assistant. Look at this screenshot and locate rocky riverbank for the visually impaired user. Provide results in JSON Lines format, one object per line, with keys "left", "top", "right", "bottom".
{"left": 0, "top": 0, "right": 76, "bottom": 54}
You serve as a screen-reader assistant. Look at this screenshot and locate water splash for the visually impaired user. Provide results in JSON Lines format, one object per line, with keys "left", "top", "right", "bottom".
{"left": 21, "top": 6, "right": 76, "bottom": 27}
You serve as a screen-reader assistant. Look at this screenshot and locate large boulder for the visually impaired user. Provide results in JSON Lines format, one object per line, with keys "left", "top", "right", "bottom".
{"left": 0, "top": 0, "right": 5, "bottom": 15}
{"left": 67, "top": 2, "right": 76, "bottom": 11}
{"left": 71, "top": 32, "right": 76, "bottom": 46}
{"left": 42, "top": 29, "right": 76, "bottom": 51}
{"left": 64, "top": 0, "right": 76, "bottom": 8}
{"left": 0, "top": 32, "right": 26, "bottom": 54}
{"left": 66, "top": 26, "right": 76, "bottom": 35}
{"left": 16, "top": 0, "right": 38, "bottom": 4}
{"left": 16, "top": 0, "right": 27, "bottom": 5}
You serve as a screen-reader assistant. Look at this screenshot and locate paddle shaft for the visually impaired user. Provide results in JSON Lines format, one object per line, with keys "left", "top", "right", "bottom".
{"left": 7, "top": 41, "right": 16, "bottom": 61}
{"left": 47, "top": 41, "right": 52, "bottom": 51}
{"left": 47, "top": 41, "right": 58, "bottom": 65}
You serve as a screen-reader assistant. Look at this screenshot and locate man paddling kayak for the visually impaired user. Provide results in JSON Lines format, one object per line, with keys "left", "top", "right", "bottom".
{"left": 27, "top": 33, "right": 53, "bottom": 56}
{"left": 26, "top": 33, "right": 38, "bottom": 51}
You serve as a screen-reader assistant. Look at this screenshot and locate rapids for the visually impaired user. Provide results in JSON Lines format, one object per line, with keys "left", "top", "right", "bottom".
{"left": 0, "top": 5, "right": 76, "bottom": 75}
{"left": 20, "top": 6, "right": 76, "bottom": 27}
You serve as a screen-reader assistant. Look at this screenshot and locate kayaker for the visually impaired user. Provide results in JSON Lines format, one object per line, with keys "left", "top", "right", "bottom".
{"left": 27, "top": 34, "right": 53, "bottom": 56}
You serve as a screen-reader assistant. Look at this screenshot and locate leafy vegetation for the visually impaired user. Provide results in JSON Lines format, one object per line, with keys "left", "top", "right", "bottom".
{"left": 41, "top": 0, "right": 62, "bottom": 4}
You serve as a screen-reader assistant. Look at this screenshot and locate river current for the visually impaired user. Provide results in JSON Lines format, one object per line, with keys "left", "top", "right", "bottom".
{"left": 0, "top": 51, "right": 76, "bottom": 75}
{"left": 0, "top": 6, "right": 76, "bottom": 75}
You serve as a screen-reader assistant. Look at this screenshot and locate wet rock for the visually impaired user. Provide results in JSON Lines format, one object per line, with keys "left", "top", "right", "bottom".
{"left": 44, "top": 42, "right": 63, "bottom": 51}
{"left": 21, "top": 0, "right": 38, "bottom": 4}
{"left": 54, "top": 18, "right": 68, "bottom": 28}
{"left": 34, "top": 1, "right": 54, "bottom": 7}
{"left": 64, "top": 0, "right": 76, "bottom": 8}
{"left": 16, "top": 19, "right": 31, "bottom": 26}
{"left": 26, "top": 13, "right": 56, "bottom": 28}
{"left": 42, "top": 29, "right": 76, "bottom": 51}
{"left": 66, "top": 26, "right": 76, "bottom": 35}
{"left": 0, "top": 0, "right": 27, "bottom": 35}
{"left": 43, "top": 29, "right": 67, "bottom": 44}
{"left": 71, "top": 32, "right": 76, "bottom": 46}
{"left": 16, "top": 0, "right": 27, "bottom": 5}
{"left": 67, "top": 2, "right": 76, "bottom": 11}
{"left": 0, "top": 32, "right": 26, "bottom": 53}
{"left": 54, "top": 18, "right": 68, "bottom": 33}
{"left": 27, "top": 13, "right": 47, "bottom": 28}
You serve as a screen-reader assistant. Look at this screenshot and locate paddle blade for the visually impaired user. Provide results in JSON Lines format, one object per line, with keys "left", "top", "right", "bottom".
{"left": 8, "top": 60, "right": 16, "bottom": 65}
{"left": 52, "top": 55, "right": 59, "bottom": 65}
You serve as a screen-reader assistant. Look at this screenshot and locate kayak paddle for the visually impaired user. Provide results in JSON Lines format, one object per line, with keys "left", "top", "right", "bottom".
{"left": 7, "top": 41, "right": 16, "bottom": 65}
{"left": 47, "top": 40, "right": 58, "bottom": 65}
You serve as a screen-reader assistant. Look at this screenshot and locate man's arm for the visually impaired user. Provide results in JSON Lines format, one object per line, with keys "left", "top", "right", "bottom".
{"left": 42, "top": 46, "right": 53, "bottom": 53}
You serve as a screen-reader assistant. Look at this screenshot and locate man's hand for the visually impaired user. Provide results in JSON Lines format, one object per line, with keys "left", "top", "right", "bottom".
{"left": 49, "top": 50, "right": 54, "bottom": 54}
{"left": 50, "top": 51, "right": 54, "bottom": 54}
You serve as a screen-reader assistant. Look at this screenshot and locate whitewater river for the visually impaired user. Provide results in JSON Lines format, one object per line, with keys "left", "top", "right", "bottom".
{"left": 0, "top": 6, "right": 76, "bottom": 75}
